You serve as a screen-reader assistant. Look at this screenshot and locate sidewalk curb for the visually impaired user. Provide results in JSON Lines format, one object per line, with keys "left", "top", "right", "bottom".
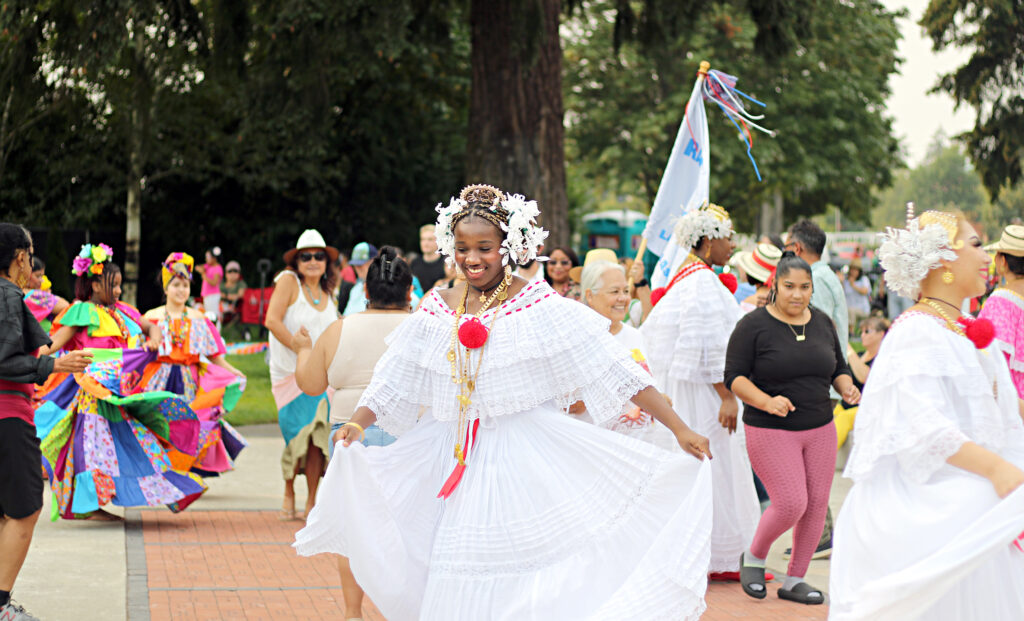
{"left": 126, "top": 510, "right": 149, "bottom": 621}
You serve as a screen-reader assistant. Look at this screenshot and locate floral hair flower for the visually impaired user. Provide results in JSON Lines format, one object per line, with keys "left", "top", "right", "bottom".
{"left": 72, "top": 243, "right": 114, "bottom": 277}
{"left": 435, "top": 184, "right": 549, "bottom": 267}
{"left": 673, "top": 203, "right": 733, "bottom": 250}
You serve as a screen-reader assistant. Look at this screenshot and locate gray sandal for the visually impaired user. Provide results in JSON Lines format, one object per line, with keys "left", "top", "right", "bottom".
{"left": 739, "top": 553, "right": 767, "bottom": 600}
{"left": 777, "top": 581, "right": 824, "bottom": 605}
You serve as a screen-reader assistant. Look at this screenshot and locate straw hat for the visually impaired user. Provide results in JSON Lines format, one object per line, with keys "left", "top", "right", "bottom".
{"left": 984, "top": 224, "right": 1024, "bottom": 257}
{"left": 735, "top": 243, "right": 782, "bottom": 284}
{"left": 283, "top": 229, "right": 339, "bottom": 264}
{"left": 569, "top": 248, "right": 619, "bottom": 283}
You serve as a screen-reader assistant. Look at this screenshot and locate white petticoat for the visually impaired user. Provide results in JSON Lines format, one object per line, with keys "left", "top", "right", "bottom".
{"left": 657, "top": 376, "right": 760, "bottom": 573}
{"left": 830, "top": 449, "right": 1024, "bottom": 620}
{"left": 294, "top": 404, "right": 713, "bottom": 621}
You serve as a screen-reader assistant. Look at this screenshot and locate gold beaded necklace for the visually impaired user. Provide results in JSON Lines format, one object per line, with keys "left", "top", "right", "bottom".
{"left": 921, "top": 298, "right": 966, "bottom": 338}
{"left": 446, "top": 276, "right": 510, "bottom": 459}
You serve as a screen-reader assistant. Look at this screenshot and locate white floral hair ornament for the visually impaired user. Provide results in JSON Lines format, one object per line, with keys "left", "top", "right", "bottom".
{"left": 673, "top": 203, "right": 734, "bottom": 250}
{"left": 434, "top": 184, "right": 549, "bottom": 267}
{"left": 877, "top": 202, "right": 961, "bottom": 299}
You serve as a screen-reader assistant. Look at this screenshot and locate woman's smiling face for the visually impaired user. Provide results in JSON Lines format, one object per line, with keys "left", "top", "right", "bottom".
{"left": 453, "top": 217, "right": 505, "bottom": 290}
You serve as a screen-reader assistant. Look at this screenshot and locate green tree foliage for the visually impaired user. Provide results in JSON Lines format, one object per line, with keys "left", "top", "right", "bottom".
{"left": 871, "top": 135, "right": 1017, "bottom": 239}
{"left": 2, "top": 1, "right": 469, "bottom": 309}
{"left": 564, "top": 0, "right": 902, "bottom": 235}
{"left": 921, "top": 0, "right": 1024, "bottom": 200}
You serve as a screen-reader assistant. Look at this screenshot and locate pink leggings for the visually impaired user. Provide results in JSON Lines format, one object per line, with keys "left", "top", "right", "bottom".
{"left": 746, "top": 422, "right": 836, "bottom": 578}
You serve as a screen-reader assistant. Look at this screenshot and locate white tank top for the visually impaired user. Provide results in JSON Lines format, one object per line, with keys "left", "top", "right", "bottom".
{"left": 327, "top": 312, "right": 409, "bottom": 424}
{"left": 268, "top": 271, "right": 339, "bottom": 383}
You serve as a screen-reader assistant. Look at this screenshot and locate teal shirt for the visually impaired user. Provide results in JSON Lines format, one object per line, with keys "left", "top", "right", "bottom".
{"left": 810, "top": 260, "right": 849, "bottom": 394}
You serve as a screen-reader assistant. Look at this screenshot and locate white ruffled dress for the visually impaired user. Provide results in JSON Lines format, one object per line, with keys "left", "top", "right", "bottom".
{"left": 294, "top": 281, "right": 714, "bottom": 620}
{"left": 830, "top": 312, "right": 1024, "bottom": 620}
{"left": 640, "top": 266, "right": 760, "bottom": 573}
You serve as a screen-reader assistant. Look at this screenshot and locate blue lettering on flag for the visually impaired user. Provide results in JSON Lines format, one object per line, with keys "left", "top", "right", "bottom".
{"left": 658, "top": 259, "right": 670, "bottom": 277}
{"left": 658, "top": 229, "right": 672, "bottom": 241}
{"left": 684, "top": 138, "right": 703, "bottom": 166}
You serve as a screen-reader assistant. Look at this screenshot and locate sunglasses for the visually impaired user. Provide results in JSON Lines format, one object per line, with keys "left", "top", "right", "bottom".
{"left": 298, "top": 251, "right": 327, "bottom": 263}
{"left": 227, "top": 268, "right": 240, "bottom": 273}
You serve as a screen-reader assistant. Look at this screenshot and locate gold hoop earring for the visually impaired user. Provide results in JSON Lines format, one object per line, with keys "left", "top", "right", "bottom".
{"left": 942, "top": 270, "right": 954, "bottom": 285}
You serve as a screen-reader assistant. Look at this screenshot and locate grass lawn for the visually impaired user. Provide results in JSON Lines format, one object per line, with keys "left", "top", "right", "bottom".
{"left": 223, "top": 353, "right": 278, "bottom": 426}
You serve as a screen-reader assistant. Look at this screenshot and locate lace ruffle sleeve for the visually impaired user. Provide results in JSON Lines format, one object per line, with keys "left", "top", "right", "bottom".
{"left": 641, "top": 269, "right": 738, "bottom": 384}
{"left": 844, "top": 313, "right": 1022, "bottom": 484}
{"left": 358, "top": 283, "right": 653, "bottom": 437}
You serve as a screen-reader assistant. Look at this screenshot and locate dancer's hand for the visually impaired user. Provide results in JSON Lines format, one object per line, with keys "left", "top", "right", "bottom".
{"left": 53, "top": 350, "right": 93, "bottom": 374}
{"left": 675, "top": 428, "right": 712, "bottom": 461}
{"left": 567, "top": 400, "right": 586, "bottom": 415}
{"left": 334, "top": 424, "right": 364, "bottom": 448}
{"left": 292, "top": 326, "right": 313, "bottom": 352}
{"left": 988, "top": 461, "right": 1024, "bottom": 499}
{"left": 761, "top": 395, "right": 794, "bottom": 417}
{"left": 718, "top": 397, "right": 738, "bottom": 434}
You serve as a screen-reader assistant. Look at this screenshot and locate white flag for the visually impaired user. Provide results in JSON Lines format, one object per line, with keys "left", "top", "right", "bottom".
{"left": 643, "top": 73, "right": 710, "bottom": 288}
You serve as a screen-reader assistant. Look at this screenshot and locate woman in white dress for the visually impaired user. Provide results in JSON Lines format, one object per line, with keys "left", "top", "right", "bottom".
{"left": 296, "top": 184, "right": 715, "bottom": 620}
{"left": 830, "top": 208, "right": 1024, "bottom": 620}
{"left": 265, "top": 229, "right": 340, "bottom": 520}
{"left": 574, "top": 259, "right": 676, "bottom": 449}
{"left": 640, "top": 204, "right": 762, "bottom": 577}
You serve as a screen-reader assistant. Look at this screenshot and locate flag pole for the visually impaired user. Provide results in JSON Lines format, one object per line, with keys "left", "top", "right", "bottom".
{"left": 630, "top": 60, "right": 711, "bottom": 289}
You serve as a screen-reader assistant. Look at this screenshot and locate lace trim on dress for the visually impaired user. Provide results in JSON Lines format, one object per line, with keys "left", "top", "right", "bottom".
{"left": 843, "top": 313, "right": 1023, "bottom": 483}
{"left": 359, "top": 282, "right": 653, "bottom": 436}
{"left": 641, "top": 268, "right": 738, "bottom": 385}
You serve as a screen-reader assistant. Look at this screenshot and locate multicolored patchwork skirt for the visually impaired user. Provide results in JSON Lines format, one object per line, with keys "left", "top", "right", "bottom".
{"left": 140, "top": 360, "right": 248, "bottom": 475}
{"left": 34, "top": 348, "right": 207, "bottom": 519}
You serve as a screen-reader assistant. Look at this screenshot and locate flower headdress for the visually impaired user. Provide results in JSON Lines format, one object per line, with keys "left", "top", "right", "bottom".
{"left": 878, "top": 203, "right": 961, "bottom": 299}
{"left": 435, "top": 184, "right": 549, "bottom": 267}
{"left": 71, "top": 243, "right": 114, "bottom": 277}
{"left": 673, "top": 203, "right": 734, "bottom": 250}
{"left": 161, "top": 252, "right": 195, "bottom": 289}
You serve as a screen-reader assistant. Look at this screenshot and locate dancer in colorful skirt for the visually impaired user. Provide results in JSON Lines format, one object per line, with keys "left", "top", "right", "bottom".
{"left": 640, "top": 204, "right": 762, "bottom": 578}
{"left": 21, "top": 257, "right": 69, "bottom": 333}
{"left": 296, "top": 184, "right": 715, "bottom": 621}
{"left": 34, "top": 244, "right": 206, "bottom": 519}
{"left": 830, "top": 209, "right": 1024, "bottom": 620}
{"left": 265, "top": 229, "right": 339, "bottom": 520}
{"left": 140, "top": 253, "right": 248, "bottom": 476}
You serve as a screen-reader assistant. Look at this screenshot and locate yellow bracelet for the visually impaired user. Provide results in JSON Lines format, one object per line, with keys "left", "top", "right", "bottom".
{"left": 342, "top": 421, "right": 365, "bottom": 440}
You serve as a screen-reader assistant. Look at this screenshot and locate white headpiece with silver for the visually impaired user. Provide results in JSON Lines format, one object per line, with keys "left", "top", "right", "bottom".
{"left": 877, "top": 202, "right": 961, "bottom": 299}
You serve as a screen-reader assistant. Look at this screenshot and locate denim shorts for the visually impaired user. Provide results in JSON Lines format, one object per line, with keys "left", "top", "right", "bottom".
{"left": 329, "top": 421, "right": 396, "bottom": 459}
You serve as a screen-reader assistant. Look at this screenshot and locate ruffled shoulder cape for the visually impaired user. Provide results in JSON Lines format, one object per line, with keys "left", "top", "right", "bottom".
{"left": 357, "top": 281, "right": 652, "bottom": 437}
{"left": 844, "top": 312, "right": 1024, "bottom": 484}
{"left": 640, "top": 266, "right": 739, "bottom": 384}
{"left": 54, "top": 301, "right": 145, "bottom": 338}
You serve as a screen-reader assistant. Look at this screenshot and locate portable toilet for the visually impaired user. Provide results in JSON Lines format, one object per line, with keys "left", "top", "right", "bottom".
{"left": 580, "top": 209, "right": 649, "bottom": 258}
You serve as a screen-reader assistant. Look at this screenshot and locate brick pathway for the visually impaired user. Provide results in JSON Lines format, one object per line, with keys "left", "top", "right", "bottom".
{"left": 134, "top": 511, "right": 826, "bottom": 620}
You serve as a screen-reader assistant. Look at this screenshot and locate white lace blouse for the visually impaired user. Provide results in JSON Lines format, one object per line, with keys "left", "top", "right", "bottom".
{"left": 844, "top": 311, "right": 1024, "bottom": 484}
{"left": 357, "top": 281, "right": 652, "bottom": 437}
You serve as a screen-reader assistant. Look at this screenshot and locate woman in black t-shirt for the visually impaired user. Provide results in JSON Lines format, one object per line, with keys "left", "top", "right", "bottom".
{"left": 725, "top": 251, "right": 860, "bottom": 605}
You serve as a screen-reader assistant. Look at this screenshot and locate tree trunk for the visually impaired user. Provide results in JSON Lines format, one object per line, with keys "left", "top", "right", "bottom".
{"left": 758, "top": 188, "right": 784, "bottom": 237}
{"left": 466, "top": 0, "right": 568, "bottom": 248}
{"left": 122, "top": 20, "right": 148, "bottom": 307}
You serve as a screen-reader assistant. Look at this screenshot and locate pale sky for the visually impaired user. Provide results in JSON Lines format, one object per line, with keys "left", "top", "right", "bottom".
{"left": 883, "top": 0, "right": 975, "bottom": 166}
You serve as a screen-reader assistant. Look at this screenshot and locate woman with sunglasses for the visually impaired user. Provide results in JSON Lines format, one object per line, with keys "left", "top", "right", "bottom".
{"left": 266, "top": 230, "right": 340, "bottom": 520}
{"left": 544, "top": 246, "right": 580, "bottom": 299}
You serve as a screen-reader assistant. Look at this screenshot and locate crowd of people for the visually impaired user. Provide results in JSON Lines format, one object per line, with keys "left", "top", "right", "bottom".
{"left": 1, "top": 192, "right": 1023, "bottom": 619}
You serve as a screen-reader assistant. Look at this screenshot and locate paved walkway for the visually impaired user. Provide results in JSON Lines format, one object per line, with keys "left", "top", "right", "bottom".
{"left": 18, "top": 424, "right": 845, "bottom": 620}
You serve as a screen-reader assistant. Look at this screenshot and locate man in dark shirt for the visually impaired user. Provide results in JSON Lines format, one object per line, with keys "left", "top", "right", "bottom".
{"left": 410, "top": 224, "right": 446, "bottom": 293}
